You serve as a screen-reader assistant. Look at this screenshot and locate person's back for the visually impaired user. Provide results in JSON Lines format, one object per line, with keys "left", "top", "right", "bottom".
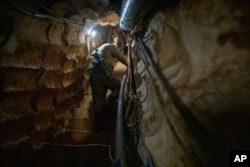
{"left": 88, "top": 41, "right": 127, "bottom": 131}
{"left": 89, "top": 43, "right": 127, "bottom": 77}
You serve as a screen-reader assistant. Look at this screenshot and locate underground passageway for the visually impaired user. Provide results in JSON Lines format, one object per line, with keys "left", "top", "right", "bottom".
{"left": 1, "top": 0, "right": 250, "bottom": 167}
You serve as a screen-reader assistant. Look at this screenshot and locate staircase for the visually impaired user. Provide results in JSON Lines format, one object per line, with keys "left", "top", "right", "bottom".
{"left": 43, "top": 92, "right": 117, "bottom": 167}
{"left": 49, "top": 92, "right": 117, "bottom": 146}
{"left": 0, "top": 91, "right": 117, "bottom": 167}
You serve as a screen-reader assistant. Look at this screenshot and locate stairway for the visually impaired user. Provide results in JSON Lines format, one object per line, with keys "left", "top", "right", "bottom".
{"left": 42, "top": 91, "right": 117, "bottom": 167}
{"left": 0, "top": 91, "right": 117, "bottom": 167}
{"left": 49, "top": 92, "right": 117, "bottom": 146}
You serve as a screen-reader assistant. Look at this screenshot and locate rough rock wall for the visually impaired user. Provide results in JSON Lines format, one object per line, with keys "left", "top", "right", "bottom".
{"left": 135, "top": 0, "right": 250, "bottom": 166}
{"left": 0, "top": 3, "right": 91, "bottom": 148}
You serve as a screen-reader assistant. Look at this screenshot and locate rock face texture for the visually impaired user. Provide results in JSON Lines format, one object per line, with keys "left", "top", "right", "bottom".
{"left": 0, "top": 1, "right": 120, "bottom": 166}
{"left": 0, "top": 0, "right": 250, "bottom": 167}
{"left": 0, "top": 5, "right": 89, "bottom": 148}
{"left": 134, "top": 0, "right": 250, "bottom": 166}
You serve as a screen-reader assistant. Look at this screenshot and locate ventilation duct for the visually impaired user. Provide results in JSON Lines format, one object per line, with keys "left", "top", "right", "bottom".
{"left": 119, "top": 0, "right": 156, "bottom": 31}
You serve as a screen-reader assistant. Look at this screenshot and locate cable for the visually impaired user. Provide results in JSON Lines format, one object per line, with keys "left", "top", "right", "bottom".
{"left": 7, "top": 0, "right": 85, "bottom": 29}
{"left": 42, "top": 142, "right": 114, "bottom": 147}
{"left": 108, "top": 132, "right": 115, "bottom": 161}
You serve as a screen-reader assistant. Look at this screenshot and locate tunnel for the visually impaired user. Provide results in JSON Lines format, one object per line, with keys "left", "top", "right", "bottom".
{"left": 0, "top": 0, "right": 250, "bottom": 167}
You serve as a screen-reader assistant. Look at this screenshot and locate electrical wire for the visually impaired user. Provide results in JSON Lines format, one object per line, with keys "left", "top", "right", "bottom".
{"left": 58, "top": 128, "right": 116, "bottom": 160}
{"left": 7, "top": 0, "right": 85, "bottom": 29}
{"left": 108, "top": 132, "right": 115, "bottom": 161}
{"left": 42, "top": 142, "right": 114, "bottom": 147}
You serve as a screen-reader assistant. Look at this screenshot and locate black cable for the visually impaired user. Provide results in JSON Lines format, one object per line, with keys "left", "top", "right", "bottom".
{"left": 6, "top": 0, "right": 84, "bottom": 29}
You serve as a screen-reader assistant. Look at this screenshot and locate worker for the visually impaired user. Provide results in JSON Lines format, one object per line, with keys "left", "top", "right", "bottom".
{"left": 88, "top": 37, "right": 128, "bottom": 131}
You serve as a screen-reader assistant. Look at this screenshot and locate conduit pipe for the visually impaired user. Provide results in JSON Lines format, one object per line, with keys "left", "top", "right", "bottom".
{"left": 115, "top": 75, "right": 128, "bottom": 167}
{"left": 119, "top": 0, "right": 156, "bottom": 31}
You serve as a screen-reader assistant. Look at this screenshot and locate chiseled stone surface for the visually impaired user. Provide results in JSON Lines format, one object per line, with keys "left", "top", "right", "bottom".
{"left": 136, "top": 0, "right": 250, "bottom": 166}
{"left": 0, "top": 3, "right": 91, "bottom": 148}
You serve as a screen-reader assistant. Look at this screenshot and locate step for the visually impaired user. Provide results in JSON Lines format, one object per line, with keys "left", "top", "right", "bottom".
{"left": 72, "top": 109, "right": 92, "bottom": 118}
{"left": 68, "top": 117, "right": 116, "bottom": 131}
{"left": 0, "top": 142, "right": 114, "bottom": 167}
{"left": 49, "top": 130, "right": 115, "bottom": 146}
{"left": 68, "top": 118, "right": 94, "bottom": 131}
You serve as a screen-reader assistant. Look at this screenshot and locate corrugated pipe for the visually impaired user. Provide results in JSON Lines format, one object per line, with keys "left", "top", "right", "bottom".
{"left": 114, "top": 74, "right": 128, "bottom": 167}
{"left": 119, "top": 0, "right": 156, "bottom": 31}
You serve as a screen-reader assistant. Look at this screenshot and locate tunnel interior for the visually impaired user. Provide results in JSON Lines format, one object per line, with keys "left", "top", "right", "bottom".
{"left": 1, "top": 0, "right": 250, "bottom": 167}
{"left": 0, "top": 0, "right": 125, "bottom": 166}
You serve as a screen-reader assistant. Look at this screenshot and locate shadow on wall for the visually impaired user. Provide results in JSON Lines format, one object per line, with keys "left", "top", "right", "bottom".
{"left": 144, "top": 0, "right": 182, "bottom": 18}
{"left": 0, "top": 75, "right": 4, "bottom": 91}
{"left": 153, "top": 0, "right": 182, "bottom": 10}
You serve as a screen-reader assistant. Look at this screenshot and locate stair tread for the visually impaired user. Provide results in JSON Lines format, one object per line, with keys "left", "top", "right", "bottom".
{"left": 49, "top": 130, "right": 115, "bottom": 145}
{"left": 68, "top": 118, "right": 93, "bottom": 130}
{"left": 69, "top": 116, "right": 115, "bottom": 126}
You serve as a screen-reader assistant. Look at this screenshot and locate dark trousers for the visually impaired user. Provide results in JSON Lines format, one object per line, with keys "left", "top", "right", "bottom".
{"left": 89, "top": 71, "right": 120, "bottom": 129}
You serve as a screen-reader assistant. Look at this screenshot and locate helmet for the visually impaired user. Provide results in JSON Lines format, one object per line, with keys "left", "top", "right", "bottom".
{"left": 113, "top": 37, "right": 119, "bottom": 42}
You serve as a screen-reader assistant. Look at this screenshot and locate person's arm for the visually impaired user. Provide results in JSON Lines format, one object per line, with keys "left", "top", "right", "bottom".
{"left": 110, "top": 45, "right": 128, "bottom": 66}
